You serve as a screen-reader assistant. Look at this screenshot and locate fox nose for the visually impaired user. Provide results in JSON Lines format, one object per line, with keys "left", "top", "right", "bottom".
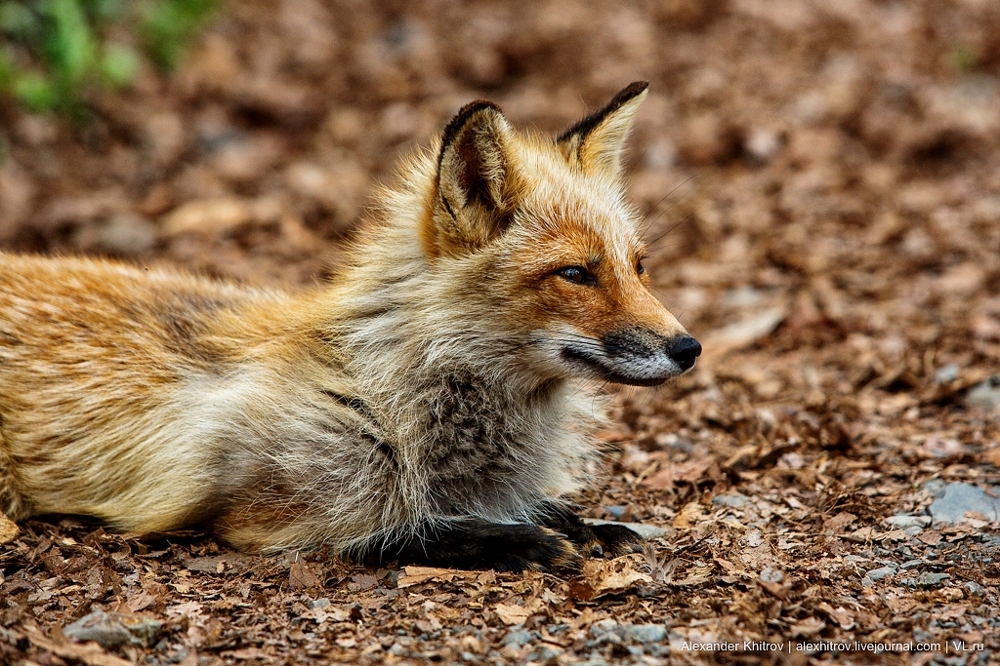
{"left": 668, "top": 336, "right": 701, "bottom": 371}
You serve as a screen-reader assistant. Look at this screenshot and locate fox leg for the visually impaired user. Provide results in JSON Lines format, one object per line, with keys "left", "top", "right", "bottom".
{"left": 539, "top": 503, "right": 646, "bottom": 558}
{"left": 376, "top": 519, "right": 583, "bottom": 573}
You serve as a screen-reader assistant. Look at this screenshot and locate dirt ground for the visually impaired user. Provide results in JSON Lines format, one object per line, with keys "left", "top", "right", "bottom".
{"left": 2, "top": 0, "right": 1000, "bottom": 664}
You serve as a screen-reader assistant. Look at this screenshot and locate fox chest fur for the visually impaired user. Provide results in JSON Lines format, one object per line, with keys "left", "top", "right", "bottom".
{"left": 0, "top": 82, "right": 700, "bottom": 571}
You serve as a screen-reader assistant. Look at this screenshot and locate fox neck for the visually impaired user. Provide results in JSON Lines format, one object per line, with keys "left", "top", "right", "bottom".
{"left": 299, "top": 221, "right": 599, "bottom": 522}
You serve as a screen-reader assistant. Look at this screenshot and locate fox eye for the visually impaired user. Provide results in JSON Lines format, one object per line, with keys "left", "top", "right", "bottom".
{"left": 557, "top": 266, "right": 596, "bottom": 285}
{"left": 637, "top": 260, "right": 646, "bottom": 275}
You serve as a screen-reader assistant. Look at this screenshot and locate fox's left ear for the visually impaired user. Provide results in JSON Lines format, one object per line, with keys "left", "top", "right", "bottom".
{"left": 556, "top": 81, "right": 649, "bottom": 180}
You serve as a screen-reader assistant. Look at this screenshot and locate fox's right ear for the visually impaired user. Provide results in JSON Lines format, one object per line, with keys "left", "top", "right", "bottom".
{"left": 424, "top": 101, "right": 517, "bottom": 259}
{"left": 557, "top": 81, "right": 649, "bottom": 181}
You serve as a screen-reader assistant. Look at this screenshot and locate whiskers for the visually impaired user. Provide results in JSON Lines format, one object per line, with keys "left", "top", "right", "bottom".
{"left": 640, "top": 171, "right": 705, "bottom": 256}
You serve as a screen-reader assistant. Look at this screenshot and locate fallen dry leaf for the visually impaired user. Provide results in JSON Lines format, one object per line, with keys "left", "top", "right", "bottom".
{"left": 0, "top": 512, "right": 19, "bottom": 545}
{"left": 397, "top": 566, "right": 478, "bottom": 588}
{"left": 289, "top": 555, "right": 323, "bottom": 591}
{"left": 23, "top": 626, "right": 131, "bottom": 666}
{"left": 494, "top": 603, "right": 531, "bottom": 626}
{"left": 672, "top": 502, "right": 707, "bottom": 529}
{"left": 790, "top": 617, "right": 826, "bottom": 638}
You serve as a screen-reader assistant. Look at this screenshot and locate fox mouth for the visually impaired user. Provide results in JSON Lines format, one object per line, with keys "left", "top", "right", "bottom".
{"left": 561, "top": 347, "right": 673, "bottom": 387}
{"left": 557, "top": 329, "right": 701, "bottom": 386}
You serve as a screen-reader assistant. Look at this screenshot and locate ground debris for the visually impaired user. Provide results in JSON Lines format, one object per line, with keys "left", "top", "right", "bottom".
{"left": 3, "top": 0, "right": 1000, "bottom": 664}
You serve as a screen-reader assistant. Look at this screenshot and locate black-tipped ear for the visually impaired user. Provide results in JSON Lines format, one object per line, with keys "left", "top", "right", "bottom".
{"left": 426, "top": 101, "right": 516, "bottom": 257}
{"left": 557, "top": 81, "right": 649, "bottom": 179}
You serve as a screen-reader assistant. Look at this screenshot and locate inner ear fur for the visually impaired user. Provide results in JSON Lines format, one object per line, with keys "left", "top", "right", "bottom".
{"left": 427, "top": 101, "right": 517, "bottom": 258}
{"left": 556, "top": 81, "right": 649, "bottom": 179}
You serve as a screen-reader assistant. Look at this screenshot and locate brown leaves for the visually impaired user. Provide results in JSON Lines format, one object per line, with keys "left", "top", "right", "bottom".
{"left": 397, "top": 565, "right": 480, "bottom": 588}
{"left": 288, "top": 553, "right": 324, "bottom": 591}
{"left": 22, "top": 625, "right": 132, "bottom": 666}
{"left": 568, "top": 557, "right": 654, "bottom": 602}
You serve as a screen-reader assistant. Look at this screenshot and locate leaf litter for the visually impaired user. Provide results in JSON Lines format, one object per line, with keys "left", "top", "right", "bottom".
{"left": 2, "top": 0, "right": 1000, "bottom": 663}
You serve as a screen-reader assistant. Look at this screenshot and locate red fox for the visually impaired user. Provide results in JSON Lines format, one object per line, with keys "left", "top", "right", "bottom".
{"left": 0, "top": 82, "right": 700, "bottom": 572}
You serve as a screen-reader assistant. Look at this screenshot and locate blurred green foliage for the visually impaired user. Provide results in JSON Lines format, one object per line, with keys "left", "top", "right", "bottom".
{"left": 0, "top": 0, "right": 216, "bottom": 112}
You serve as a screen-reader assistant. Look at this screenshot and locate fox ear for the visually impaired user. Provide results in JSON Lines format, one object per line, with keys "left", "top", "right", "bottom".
{"left": 557, "top": 81, "right": 649, "bottom": 180}
{"left": 427, "top": 101, "right": 516, "bottom": 257}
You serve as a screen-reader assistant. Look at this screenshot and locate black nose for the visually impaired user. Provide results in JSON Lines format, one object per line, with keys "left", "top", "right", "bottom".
{"left": 668, "top": 336, "right": 702, "bottom": 371}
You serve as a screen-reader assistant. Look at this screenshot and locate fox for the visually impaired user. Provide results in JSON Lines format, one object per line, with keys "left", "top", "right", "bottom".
{"left": 0, "top": 82, "right": 700, "bottom": 572}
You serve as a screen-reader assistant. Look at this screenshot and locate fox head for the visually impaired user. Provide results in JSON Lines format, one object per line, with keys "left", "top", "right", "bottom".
{"left": 418, "top": 82, "right": 700, "bottom": 386}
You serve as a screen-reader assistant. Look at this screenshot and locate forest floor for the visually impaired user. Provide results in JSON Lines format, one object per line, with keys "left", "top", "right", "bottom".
{"left": 2, "top": 0, "right": 1000, "bottom": 664}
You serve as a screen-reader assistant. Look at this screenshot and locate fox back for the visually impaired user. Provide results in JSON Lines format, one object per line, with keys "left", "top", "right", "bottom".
{"left": 0, "top": 82, "right": 700, "bottom": 570}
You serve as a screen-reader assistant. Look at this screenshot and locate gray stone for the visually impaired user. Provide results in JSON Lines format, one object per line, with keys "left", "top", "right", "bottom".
{"left": 865, "top": 565, "right": 897, "bottom": 581}
{"left": 309, "top": 598, "right": 330, "bottom": 609}
{"left": 966, "top": 374, "right": 1000, "bottom": 409}
{"left": 712, "top": 492, "right": 751, "bottom": 508}
{"left": 884, "top": 515, "right": 932, "bottom": 529}
{"left": 759, "top": 566, "right": 784, "bottom": 583}
{"left": 916, "top": 572, "right": 950, "bottom": 587}
{"left": 583, "top": 518, "right": 666, "bottom": 540}
{"left": 923, "top": 479, "right": 947, "bottom": 498}
{"left": 503, "top": 629, "right": 534, "bottom": 647}
{"left": 526, "top": 645, "right": 562, "bottom": 661}
{"left": 602, "top": 505, "right": 627, "bottom": 519}
{"left": 904, "top": 525, "right": 924, "bottom": 536}
{"left": 64, "top": 610, "right": 162, "bottom": 649}
{"left": 934, "top": 364, "right": 961, "bottom": 384}
{"left": 620, "top": 624, "right": 668, "bottom": 643}
{"left": 929, "top": 482, "right": 1000, "bottom": 524}
{"left": 589, "top": 619, "right": 619, "bottom": 638}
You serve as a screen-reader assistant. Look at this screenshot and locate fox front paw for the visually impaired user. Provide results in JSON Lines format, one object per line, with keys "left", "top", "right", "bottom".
{"left": 539, "top": 504, "right": 648, "bottom": 559}
{"left": 377, "top": 520, "right": 584, "bottom": 573}
{"left": 583, "top": 523, "right": 647, "bottom": 558}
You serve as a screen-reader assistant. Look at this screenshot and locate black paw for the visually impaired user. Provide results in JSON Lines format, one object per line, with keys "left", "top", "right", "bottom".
{"left": 587, "top": 523, "right": 646, "bottom": 557}
{"left": 538, "top": 504, "right": 647, "bottom": 559}
{"left": 377, "top": 520, "right": 583, "bottom": 573}
{"left": 490, "top": 526, "right": 583, "bottom": 573}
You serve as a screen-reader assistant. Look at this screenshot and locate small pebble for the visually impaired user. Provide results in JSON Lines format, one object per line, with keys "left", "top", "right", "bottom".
{"left": 759, "top": 566, "right": 784, "bottom": 583}
{"left": 588, "top": 619, "right": 618, "bottom": 638}
{"left": 966, "top": 374, "right": 1000, "bottom": 409}
{"left": 865, "top": 565, "right": 897, "bottom": 581}
{"left": 602, "top": 505, "right": 626, "bottom": 519}
{"left": 64, "top": 611, "right": 162, "bottom": 649}
{"left": 933, "top": 364, "right": 960, "bottom": 384}
{"left": 884, "top": 515, "right": 932, "bottom": 529}
{"left": 503, "top": 629, "right": 534, "bottom": 647}
{"left": 916, "top": 572, "right": 950, "bottom": 587}
{"left": 620, "top": 624, "right": 668, "bottom": 643}
{"left": 930, "top": 483, "right": 1000, "bottom": 523}
{"left": 712, "top": 492, "right": 751, "bottom": 508}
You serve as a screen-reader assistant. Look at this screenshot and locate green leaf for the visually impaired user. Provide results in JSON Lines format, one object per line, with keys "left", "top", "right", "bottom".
{"left": 100, "top": 42, "right": 138, "bottom": 86}
{"left": 14, "top": 71, "right": 58, "bottom": 110}
{"left": 45, "top": 0, "right": 98, "bottom": 87}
